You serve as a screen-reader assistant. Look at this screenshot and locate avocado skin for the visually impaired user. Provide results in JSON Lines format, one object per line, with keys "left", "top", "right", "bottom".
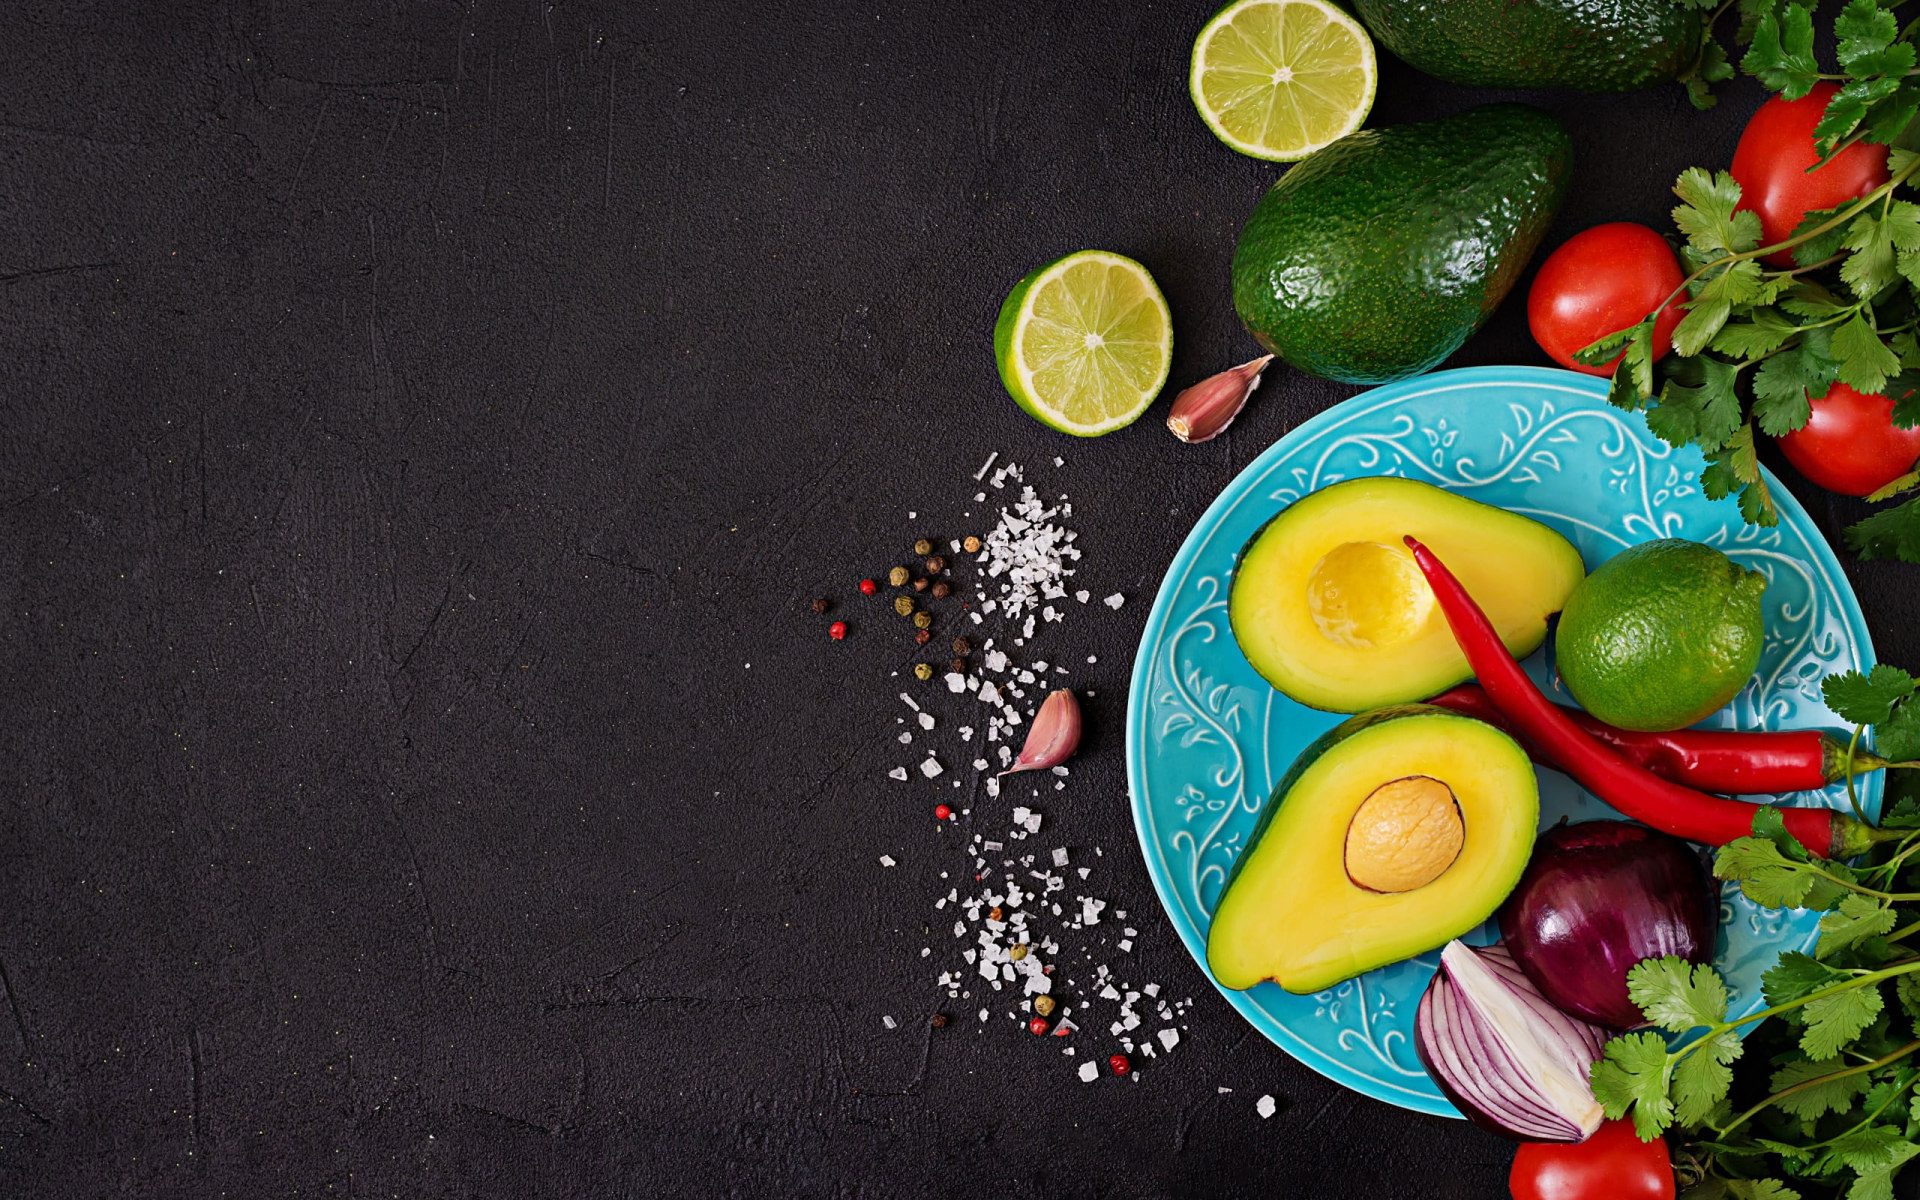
{"left": 1351, "top": 0, "right": 1705, "bottom": 92}
{"left": 1230, "top": 104, "right": 1572, "bottom": 385}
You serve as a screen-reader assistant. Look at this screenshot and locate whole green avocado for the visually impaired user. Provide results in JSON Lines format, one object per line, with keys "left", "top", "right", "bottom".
{"left": 1350, "top": 0, "right": 1706, "bottom": 92}
{"left": 1230, "top": 103, "right": 1571, "bottom": 385}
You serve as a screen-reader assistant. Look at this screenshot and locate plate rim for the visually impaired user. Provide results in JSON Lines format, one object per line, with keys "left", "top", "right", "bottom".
{"left": 1123, "top": 363, "right": 1880, "bottom": 1116}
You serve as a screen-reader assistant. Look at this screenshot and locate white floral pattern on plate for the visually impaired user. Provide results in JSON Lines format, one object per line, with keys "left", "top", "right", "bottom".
{"left": 1126, "top": 367, "right": 1879, "bottom": 1116}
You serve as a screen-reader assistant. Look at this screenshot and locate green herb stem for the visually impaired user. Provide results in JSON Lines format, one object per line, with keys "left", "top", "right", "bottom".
{"left": 1676, "top": 960, "right": 1920, "bottom": 1062}
{"left": 1711, "top": 1038, "right": 1920, "bottom": 1140}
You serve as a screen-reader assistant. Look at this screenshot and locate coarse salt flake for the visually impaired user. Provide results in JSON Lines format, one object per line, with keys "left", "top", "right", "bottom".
{"left": 1078, "top": 1061, "right": 1099, "bottom": 1083}
{"left": 1104, "top": 593, "right": 1125, "bottom": 610}
{"left": 888, "top": 767, "right": 908, "bottom": 782}
{"left": 879, "top": 855, "right": 896, "bottom": 867}
{"left": 920, "top": 757, "right": 944, "bottom": 779}
{"left": 1158, "top": 1028, "right": 1179, "bottom": 1052}
{"left": 1256, "top": 1095, "right": 1277, "bottom": 1119}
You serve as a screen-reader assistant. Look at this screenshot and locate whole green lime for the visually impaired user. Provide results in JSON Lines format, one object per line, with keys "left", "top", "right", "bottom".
{"left": 1555, "top": 539, "right": 1766, "bottom": 732}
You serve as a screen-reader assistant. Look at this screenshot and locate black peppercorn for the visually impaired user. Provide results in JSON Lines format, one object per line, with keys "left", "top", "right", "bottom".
{"left": 811, "top": 597, "right": 829, "bottom": 614}
{"left": 950, "top": 658, "right": 967, "bottom": 674}
{"left": 930, "top": 1013, "right": 948, "bottom": 1029}
{"left": 951, "top": 637, "right": 971, "bottom": 655}
{"left": 930, "top": 581, "right": 951, "bottom": 599}
{"left": 925, "top": 555, "right": 947, "bottom": 574}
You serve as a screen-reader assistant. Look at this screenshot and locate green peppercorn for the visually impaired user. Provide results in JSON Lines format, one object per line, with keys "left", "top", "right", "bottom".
{"left": 913, "top": 538, "right": 933, "bottom": 556}
{"left": 894, "top": 596, "right": 916, "bottom": 617}
{"left": 913, "top": 611, "right": 933, "bottom": 629}
{"left": 1033, "top": 995, "right": 1055, "bottom": 1017}
{"left": 913, "top": 663, "right": 934, "bottom": 681}
{"left": 951, "top": 637, "right": 971, "bottom": 655}
{"left": 888, "top": 566, "right": 910, "bottom": 587}
{"left": 1009, "top": 943, "right": 1028, "bottom": 961}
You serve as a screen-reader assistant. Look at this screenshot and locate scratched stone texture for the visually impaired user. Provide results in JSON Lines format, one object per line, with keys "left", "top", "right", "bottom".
{"left": 1, "top": 2, "right": 1916, "bottom": 1197}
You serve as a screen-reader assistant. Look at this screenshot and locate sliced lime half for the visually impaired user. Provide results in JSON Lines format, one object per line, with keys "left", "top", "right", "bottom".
{"left": 992, "top": 251, "right": 1173, "bottom": 437}
{"left": 1190, "top": 0, "right": 1377, "bottom": 162}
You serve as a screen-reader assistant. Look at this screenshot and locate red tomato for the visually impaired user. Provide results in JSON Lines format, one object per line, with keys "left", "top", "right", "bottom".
{"left": 1510, "top": 1120, "right": 1674, "bottom": 1200}
{"left": 1777, "top": 382, "right": 1920, "bottom": 496}
{"left": 1527, "top": 223, "right": 1686, "bottom": 376}
{"left": 1731, "top": 82, "right": 1891, "bottom": 268}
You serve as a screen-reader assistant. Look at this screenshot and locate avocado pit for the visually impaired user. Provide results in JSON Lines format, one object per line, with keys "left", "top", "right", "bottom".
{"left": 1344, "top": 775, "right": 1464, "bottom": 893}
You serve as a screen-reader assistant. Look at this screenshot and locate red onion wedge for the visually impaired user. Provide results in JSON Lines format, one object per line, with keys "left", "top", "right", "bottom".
{"left": 1414, "top": 940, "right": 1609, "bottom": 1143}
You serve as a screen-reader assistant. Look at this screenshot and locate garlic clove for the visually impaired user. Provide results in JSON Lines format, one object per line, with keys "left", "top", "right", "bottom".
{"left": 1166, "top": 354, "right": 1276, "bottom": 443}
{"left": 1001, "top": 689, "right": 1083, "bottom": 776}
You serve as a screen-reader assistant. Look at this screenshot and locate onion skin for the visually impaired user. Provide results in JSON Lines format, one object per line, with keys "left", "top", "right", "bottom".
{"left": 1499, "top": 821, "right": 1718, "bottom": 1031}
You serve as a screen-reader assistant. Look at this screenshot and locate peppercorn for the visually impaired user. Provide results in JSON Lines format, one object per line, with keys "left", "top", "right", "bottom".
{"left": 888, "top": 566, "right": 910, "bottom": 587}
{"left": 1109, "top": 1054, "right": 1131, "bottom": 1076}
{"left": 930, "top": 1013, "right": 948, "bottom": 1029}
{"left": 1033, "top": 995, "right": 1055, "bottom": 1017}
{"left": 912, "top": 576, "right": 929, "bottom": 593}
{"left": 828, "top": 621, "right": 847, "bottom": 641}
{"left": 1028, "top": 1016, "right": 1049, "bottom": 1036}
{"left": 949, "top": 658, "right": 967, "bottom": 674}
{"left": 894, "top": 596, "right": 915, "bottom": 616}
{"left": 913, "top": 663, "right": 934, "bottom": 681}
{"left": 925, "top": 555, "right": 947, "bottom": 574}
{"left": 859, "top": 578, "right": 877, "bottom": 595}
{"left": 913, "top": 538, "right": 933, "bottom": 556}
{"left": 930, "top": 581, "right": 951, "bottom": 599}
{"left": 934, "top": 803, "right": 951, "bottom": 820}
{"left": 913, "top": 611, "right": 933, "bottom": 629}
{"left": 988, "top": 906, "right": 1004, "bottom": 922}
{"left": 812, "top": 597, "right": 830, "bottom": 614}
{"left": 1009, "top": 943, "right": 1028, "bottom": 961}
{"left": 952, "top": 637, "right": 972, "bottom": 655}
{"left": 914, "top": 629, "right": 931, "bottom": 645}
{"left": 963, "top": 536, "right": 982, "bottom": 553}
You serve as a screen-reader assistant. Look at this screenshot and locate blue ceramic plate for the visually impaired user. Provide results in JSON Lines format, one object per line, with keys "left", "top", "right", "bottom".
{"left": 1126, "top": 366, "right": 1879, "bottom": 1118}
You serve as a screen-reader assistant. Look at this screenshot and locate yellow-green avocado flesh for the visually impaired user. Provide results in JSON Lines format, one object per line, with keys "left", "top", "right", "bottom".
{"left": 1229, "top": 476, "right": 1585, "bottom": 712}
{"left": 1206, "top": 706, "right": 1538, "bottom": 994}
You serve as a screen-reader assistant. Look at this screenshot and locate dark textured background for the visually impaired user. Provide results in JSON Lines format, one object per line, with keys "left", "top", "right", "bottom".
{"left": 2, "top": 3, "right": 1912, "bottom": 1197}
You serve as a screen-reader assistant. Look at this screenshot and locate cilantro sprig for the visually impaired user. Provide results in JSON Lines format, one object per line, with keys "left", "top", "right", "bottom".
{"left": 1588, "top": 664, "right": 1920, "bottom": 1199}
{"left": 1589, "top": 1, "right": 1920, "bottom": 561}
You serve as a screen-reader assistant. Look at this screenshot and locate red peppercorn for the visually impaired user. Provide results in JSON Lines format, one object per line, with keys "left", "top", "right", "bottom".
{"left": 1028, "top": 1017, "right": 1050, "bottom": 1036}
{"left": 934, "top": 804, "right": 952, "bottom": 820}
{"left": 858, "top": 579, "right": 877, "bottom": 595}
{"left": 1108, "top": 1054, "right": 1130, "bottom": 1075}
{"left": 828, "top": 621, "right": 848, "bottom": 640}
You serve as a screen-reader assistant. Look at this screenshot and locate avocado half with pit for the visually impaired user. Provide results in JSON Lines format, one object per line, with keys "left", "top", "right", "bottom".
{"left": 1230, "top": 476, "right": 1585, "bottom": 712}
{"left": 1207, "top": 706, "right": 1538, "bottom": 994}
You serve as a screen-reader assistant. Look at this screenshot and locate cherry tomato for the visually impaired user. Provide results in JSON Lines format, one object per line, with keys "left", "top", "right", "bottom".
{"left": 1731, "top": 81, "right": 1891, "bottom": 268}
{"left": 1776, "top": 381, "right": 1920, "bottom": 496}
{"left": 1527, "top": 223, "right": 1686, "bottom": 376}
{"left": 1510, "top": 1119, "right": 1674, "bottom": 1200}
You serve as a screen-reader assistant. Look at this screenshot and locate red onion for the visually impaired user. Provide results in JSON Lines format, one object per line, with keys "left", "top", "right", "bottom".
{"left": 1499, "top": 820, "right": 1718, "bottom": 1030}
{"left": 1414, "top": 940, "right": 1609, "bottom": 1142}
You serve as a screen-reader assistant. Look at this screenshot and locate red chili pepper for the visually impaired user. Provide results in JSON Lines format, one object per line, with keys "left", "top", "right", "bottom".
{"left": 828, "top": 621, "right": 848, "bottom": 640}
{"left": 1404, "top": 537, "right": 1886, "bottom": 859}
{"left": 934, "top": 804, "right": 952, "bottom": 820}
{"left": 1425, "top": 684, "right": 1893, "bottom": 794}
{"left": 859, "top": 579, "right": 877, "bottom": 595}
{"left": 1108, "top": 1053, "right": 1131, "bottom": 1075}
{"left": 1028, "top": 1017, "right": 1050, "bottom": 1035}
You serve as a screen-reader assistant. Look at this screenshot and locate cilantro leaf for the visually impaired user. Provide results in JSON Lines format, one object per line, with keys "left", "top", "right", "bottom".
{"left": 1877, "top": 696, "right": 1920, "bottom": 762}
{"left": 1792, "top": 205, "right": 1855, "bottom": 268}
{"left": 1649, "top": 356, "right": 1744, "bottom": 450}
{"left": 1714, "top": 310, "right": 1800, "bottom": 361}
{"left": 1834, "top": 312, "right": 1903, "bottom": 394}
{"left": 1816, "top": 78, "right": 1905, "bottom": 158}
{"left": 1675, "top": 1029, "right": 1743, "bottom": 1125}
{"left": 1744, "top": 4, "right": 1820, "bottom": 99}
{"left": 1801, "top": 982, "right": 1884, "bottom": 1060}
{"left": 1592, "top": 1030, "right": 1676, "bottom": 1139}
{"left": 1848, "top": 496, "right": 1920, "bottom": 563}
{"left": 1683, "top": 38, "right": 1736, "bottom": 111}
{"left": 1728, "top": 426, "right": 1779, "bottom": 526}
{"left": 1835, "top": 0, "right": 1907, "bottom": 75}
{"left": 1825, "top": 665, "right": 1918, "bottom": 727}
{"left": 1629, "top": 956, "right": 1729, "bottom": 1032}
{"left": 1574, "top": 320, "right": 1643, "bottom": 368}
{"left": 1818, "top": 1124, "right": 1919, "bottom": 1200}
{"left": 1674, "top": 168, "right": 1763, "bottom": 255}
{"left": 1819, "top": 894, "right": 1899, "bottom": 959}
{"left": 1766, "top": 952, "right": 1849, "bottom": 1008}
{"left": 1725, "top": 1183, "right": 1802, "bottom": 1200}
{"left": 1770, "top": 1056, "right": 1873, "bottom": 1121}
